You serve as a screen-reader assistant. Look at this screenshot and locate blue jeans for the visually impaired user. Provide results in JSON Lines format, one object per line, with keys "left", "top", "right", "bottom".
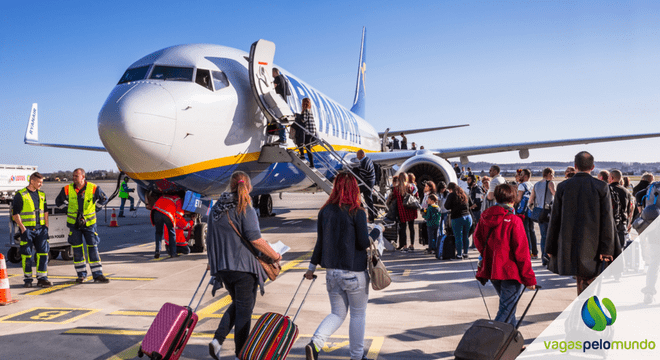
{"left": 427, "top": 224, "right": 439, "bottom": 251}
{"left": 491, "top": 279, "right": 525, "bottom": 327}
{"left": 439, "top": 213, "right": 448, "bottom": 236}
{"left": 523, "top": 216, "right": 538, "bottom": 256}
{"left": 311, "top": 269, "right": 370, "bottom": 360}
{"left": 451, "top": 215, "right": 472, "bottom": 256}
{"left": 539, "top": 222, "right": 549, "bottom": 263}
{"left": 67, "top": 224, "right": 104, "bottom": 279}
{"left": 214, "top": 271, "right": 258, "bottom": 357}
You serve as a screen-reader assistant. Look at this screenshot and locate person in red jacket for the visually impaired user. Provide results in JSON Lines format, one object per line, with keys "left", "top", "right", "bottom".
{"left": 474, "top": 183, "right": 536, "bottom": 327}
{"left": 150, "top": 194, "right": 184, "bottom": 259}
{"left": 164, "top": 212, "right": 193, "bottom": 255}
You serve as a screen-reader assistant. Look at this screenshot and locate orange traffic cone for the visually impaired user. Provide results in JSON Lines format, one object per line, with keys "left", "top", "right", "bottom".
{"left": 110, "top": 209, "right": 119, "bottom": 227}
{"left": 0, "top": 253, "right": 18, "bottom": 306}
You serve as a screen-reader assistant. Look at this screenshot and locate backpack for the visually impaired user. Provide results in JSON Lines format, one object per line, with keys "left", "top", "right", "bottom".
{"left": 515, "top": 183, "right": 531, "bottom": 215}
{"left": 642, "top": 181, "right": 660, "bottom": 208}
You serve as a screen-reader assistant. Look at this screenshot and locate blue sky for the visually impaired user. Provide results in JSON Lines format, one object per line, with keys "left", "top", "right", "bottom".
{"left": 1, "top": 1, "right": 659, "bottom": 173}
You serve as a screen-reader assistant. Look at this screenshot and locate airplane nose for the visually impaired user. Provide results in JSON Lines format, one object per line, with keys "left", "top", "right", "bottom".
{"left": 98, "top": 82, "right": 176, "bottom": 175}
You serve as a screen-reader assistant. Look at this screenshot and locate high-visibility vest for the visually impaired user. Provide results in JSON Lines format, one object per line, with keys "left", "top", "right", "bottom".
{"left": 152, "top": 195, "right": 183, "bottom": 224}
{"left": 119, "top": 180, "right": 129, "bottom": 199}
{"left": 65, "top": 182, "right": 98, "bottom": 227}
{"left": 18, "top": 188, "right": 46, "bottom": 227}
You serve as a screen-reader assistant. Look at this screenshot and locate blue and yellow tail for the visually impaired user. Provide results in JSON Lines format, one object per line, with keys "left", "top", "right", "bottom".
{"left": 350, "top": 27, "right": 366, "bottom": 119}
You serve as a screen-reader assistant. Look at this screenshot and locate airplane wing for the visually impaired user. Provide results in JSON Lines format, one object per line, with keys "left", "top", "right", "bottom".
{"left": 24, "top": 103, "right": 107, "bottom": 152}
{"left": 432, "top": 132, "right": 660, "bottom": 161}
{"left": 378, "top": 124, "right": 469, "bottom": 137}
{"left": 364, "top": 132, "right": 660, "bottom": 167}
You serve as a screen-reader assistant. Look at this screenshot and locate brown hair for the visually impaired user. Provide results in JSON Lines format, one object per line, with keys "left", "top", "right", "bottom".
{"left": 425, "top": 181, "right": 436, "bottom": 194}
{"left": 447, "top": 182, "right": 468, "bottom": 204}
{"left": 428, "top": 194, "right": 438, "bottom": 203}
{"left": 397, "top": 173, "right": 408, "bottom": 195}
{"left": 494, "top": 184, "right": 517, "bottom": 204}
{"left": 302, "top": 98, "right": 311, "bottom": 110}
{"left": 228, "top": 171, "right": 252, "bottom": 215}
{"left": 30, "top": 172, "right": 44, "bottom": 181}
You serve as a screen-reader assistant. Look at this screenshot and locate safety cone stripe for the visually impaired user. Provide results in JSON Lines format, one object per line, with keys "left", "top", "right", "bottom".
{"left": 0, "top": 269, "right": 6, "bottom": 279}
{"left": 0, "top": 278, "right": 8, "bottom": 289}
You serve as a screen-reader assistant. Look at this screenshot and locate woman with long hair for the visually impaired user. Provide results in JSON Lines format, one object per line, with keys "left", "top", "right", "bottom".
{"left": 393, "top": 172, "right": 418, "bottom": 252}
{"left": 207, "top": 171, "right": 282, "bottom": 360}
{"left": 475, "top": 183, "right": 536, "bottom": 326}
{"left": 299, "top": 97, "right": 317, "bottom": 167}
{"left": 305, "top": 172, "right": 371, "bottom": 360}
{"left": 444, "top": 182, "right": 473, "bottom": 259}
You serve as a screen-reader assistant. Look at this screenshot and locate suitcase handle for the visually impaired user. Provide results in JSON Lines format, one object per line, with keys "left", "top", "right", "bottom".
{"left": 284, "top": 275, "right": 317, "bottom": 322}
{"left": 188, "top": 269, "right": 213, "bottom": 312}
{"left": 511, "top": 285, "right": 541, "bottom": 330}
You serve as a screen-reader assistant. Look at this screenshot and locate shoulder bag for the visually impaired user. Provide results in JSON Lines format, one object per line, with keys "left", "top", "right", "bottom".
{"left": 226, "top": 211, "right": 281, "bottom": 281}
{"left": 403, "top": 192, "right": 421, "bottom": 209}
{"left": 368, "top": 238, "right": 391, "bottom": 290}
{"left": 528, "top": 181, "right": 551, "bottom": 223}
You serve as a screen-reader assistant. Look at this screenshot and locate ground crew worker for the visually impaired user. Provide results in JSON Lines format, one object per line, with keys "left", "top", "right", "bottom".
{"left": 151, "top": 194, "right": 184, "bottom": 259}
{"left": 55, "top": 168, "right": 110, "bottom": 284}
{"left": 118, "top": 176, "right": 136, "bottom": 217}
{"left": 11, "top": 172, "right": 52, "bottom": 288}
{"left": 164, "top": 211, "right": 193, "bottom": 255}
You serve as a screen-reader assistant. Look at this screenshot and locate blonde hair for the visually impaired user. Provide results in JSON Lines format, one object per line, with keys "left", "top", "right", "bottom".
{"left": 228, "top": 171, "right": 252, "bottom": 214}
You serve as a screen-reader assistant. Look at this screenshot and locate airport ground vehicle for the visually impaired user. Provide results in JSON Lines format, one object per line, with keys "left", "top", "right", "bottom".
{"left": 0, "top": 164, "right": 37, "bottom": 205}
{"left": 6, "top": 208, "right": 72, "bottom": 264}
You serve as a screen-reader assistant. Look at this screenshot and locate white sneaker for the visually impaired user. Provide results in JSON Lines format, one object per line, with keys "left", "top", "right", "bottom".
{"left": 209, "top": 339, "right": 222, "bottom": 360}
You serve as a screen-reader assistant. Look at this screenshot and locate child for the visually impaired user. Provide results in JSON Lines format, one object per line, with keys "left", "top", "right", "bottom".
{"left": 423, "top": 194, "right": 442, "bottom": 254}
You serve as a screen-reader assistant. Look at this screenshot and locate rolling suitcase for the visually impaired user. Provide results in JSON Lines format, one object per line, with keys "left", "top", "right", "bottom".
{"left": 239, "top": 275, "right": 317, "bottom": 360}
{"left": 454, "top": 286, "right": 541, "bottom": 360}
{"left": 440, "top": 234, "right": 456, "bottom": 260}
{"left": 139, "top": 270, "right": 212, "bottom": 360}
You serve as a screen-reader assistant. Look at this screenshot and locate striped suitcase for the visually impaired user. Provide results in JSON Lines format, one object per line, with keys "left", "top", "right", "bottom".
{"left": 239, "top": 276, "right": 317, "bottom": 360}
{"left": 139, "top": 270, "right": 211, "bottom": 360}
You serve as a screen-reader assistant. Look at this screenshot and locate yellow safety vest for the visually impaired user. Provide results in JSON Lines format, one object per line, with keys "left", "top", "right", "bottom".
{"left": 119, "top": 180, "right": 129, "bottom": 199}
{"left": 65, "top": 182, "right": 97, "bottom": 227}
{"left": 18, "top": 188, "right": 46, "bottom": 227}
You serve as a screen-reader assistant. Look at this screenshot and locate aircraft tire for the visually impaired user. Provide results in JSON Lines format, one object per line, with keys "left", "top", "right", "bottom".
{"left": 259, "top": 194, "right": 273, "bottom": 217}
{"left": 50, "top": 250, "right": 60, "bottom": 260}
{"left": 191, "top": 223, "right": 207, "bottom": 253}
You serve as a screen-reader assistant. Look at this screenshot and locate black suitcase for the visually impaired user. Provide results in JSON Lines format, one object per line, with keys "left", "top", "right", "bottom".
{"left": 439, "top": 234, "right": 455, "bottom": 260}
{"left": 454, "top": 286, "right": 540, "bottom": 360}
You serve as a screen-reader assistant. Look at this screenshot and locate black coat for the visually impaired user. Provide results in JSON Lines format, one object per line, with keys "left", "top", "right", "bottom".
{"left": 545, "top": 172, "right": 617, "bottom": 278}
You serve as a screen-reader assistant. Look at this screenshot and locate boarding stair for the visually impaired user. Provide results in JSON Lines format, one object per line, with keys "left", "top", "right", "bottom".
{"left": 259, "top": 123, "right": 388, "bottom": 220}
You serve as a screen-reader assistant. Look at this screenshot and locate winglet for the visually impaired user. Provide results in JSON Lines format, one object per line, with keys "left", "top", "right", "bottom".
{"left": 25, "top": 103, "right": 39, "bottom": 143}
{"left": 350, "top": 27, "right": 366, "bottom": 119}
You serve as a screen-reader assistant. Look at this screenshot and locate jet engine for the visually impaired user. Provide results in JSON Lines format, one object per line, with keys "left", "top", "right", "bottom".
{"left": 395, "top": 152, "right": 458, "bottom": 190}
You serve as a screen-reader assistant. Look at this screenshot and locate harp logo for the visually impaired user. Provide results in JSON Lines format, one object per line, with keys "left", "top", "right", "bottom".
{"left": 581, "top": 296, "right": 617, "bottom": 331}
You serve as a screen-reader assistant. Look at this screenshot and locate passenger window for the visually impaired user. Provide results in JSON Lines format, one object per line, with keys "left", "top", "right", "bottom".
{"left": 150, "top": 66, "right": 193, "bottom": 81}
{"left": 118, "top": 65, "right": 150, "bottom": 84}
{"left": 195, "top": 69, "right": 213, "bottom": 91}
{"left": 212, "top": 71, "right": 229, "bottom": 91}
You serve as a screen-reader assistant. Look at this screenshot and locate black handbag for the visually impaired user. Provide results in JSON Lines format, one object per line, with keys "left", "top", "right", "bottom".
{"left": 403, "top": 193, "right": 420, "bottom": 209}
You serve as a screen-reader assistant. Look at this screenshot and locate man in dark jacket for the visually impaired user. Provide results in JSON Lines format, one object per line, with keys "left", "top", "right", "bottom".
{"left": 356, "top": 150, "right": 376, "bottom": 222}
{"left": 633, "top": 173, "right": 654, "bottom": 220}
{"left": 545, "top": 151, "right": 617, "bottom": 295}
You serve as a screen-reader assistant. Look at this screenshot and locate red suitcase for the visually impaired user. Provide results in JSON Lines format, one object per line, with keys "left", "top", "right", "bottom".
{"left": 239, "top": 275, "right": 317, "bottom": 360}
{"left": 139, "top": 270, "right": 211, "bottom": 360}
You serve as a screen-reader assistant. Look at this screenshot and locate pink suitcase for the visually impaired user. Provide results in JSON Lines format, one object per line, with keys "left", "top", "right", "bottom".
{"left": 139, "top": 270, "right": 210, "bottom": 360}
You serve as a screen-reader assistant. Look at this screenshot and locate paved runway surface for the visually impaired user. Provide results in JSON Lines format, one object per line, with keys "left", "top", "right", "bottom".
{"left": 0, "top": 182, "right": 607, "bottom": 359}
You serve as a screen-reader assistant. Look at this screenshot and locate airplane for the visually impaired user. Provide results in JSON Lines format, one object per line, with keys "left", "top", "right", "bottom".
{"left": 24, "top": 28, "right": 660, "bottom": 251}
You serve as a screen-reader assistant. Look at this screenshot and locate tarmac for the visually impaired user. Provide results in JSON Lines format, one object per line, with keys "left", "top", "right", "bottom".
{"left": 0, "top": 181, "right": 600, "bottom": 359}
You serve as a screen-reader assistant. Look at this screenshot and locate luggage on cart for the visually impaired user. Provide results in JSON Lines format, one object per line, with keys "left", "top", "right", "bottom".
{"left": 139, "top": 270, "right": 212, "bottom": 360}
{"left": 454, "top": 286, "right": 541, "bottom": 360}
{"left": 239, "top": 275, "right": 317, "bottom": 360}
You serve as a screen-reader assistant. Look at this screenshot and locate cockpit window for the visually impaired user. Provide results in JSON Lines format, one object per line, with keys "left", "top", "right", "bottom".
{"left": 195, "top": 69, "right": 213, "bottom": 91}
{"left": 118, "top": 65, "right": 150, "bottom": 84}
{"left": 149, "top": 66, "right": 194, "bottom": 81}
{"left": 212, "top": 71, "right": 229, "bottom": 91}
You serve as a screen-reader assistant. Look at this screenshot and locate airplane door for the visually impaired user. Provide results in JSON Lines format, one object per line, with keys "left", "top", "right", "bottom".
{"left": 248, "top": 39, "right": 295, "bottom": 125}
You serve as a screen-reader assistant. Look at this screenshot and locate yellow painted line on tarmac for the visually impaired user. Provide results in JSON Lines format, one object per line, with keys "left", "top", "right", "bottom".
{"left": 109, "top": 310, "right": 260, "bottom": 320}
{"left": 402, "top": 269, "right": 411, "bottom": 277}
{"left": 366, "top": 335, "right": 384, "bottom": 359}
{"left": 106, "top": 276, "right": 155, "bottom": 281}
{"left": 105, "top": 251, "right": 313, "bottom": 359}
{"left": 67, "top": 328, "right": 147, "bottom": 336}
{"left": 261, "top": 226, "right": 278, "bottom": 232}
{"left": 26, "top": 283, "right": 76, "bottom": 295}
{"left": 7, "top": 274, "right": 20, "bottom": 278}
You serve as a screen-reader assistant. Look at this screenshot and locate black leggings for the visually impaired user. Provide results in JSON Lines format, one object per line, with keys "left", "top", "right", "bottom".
{"left": 398, "top": 220, "right": 415, "bottom": 248}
